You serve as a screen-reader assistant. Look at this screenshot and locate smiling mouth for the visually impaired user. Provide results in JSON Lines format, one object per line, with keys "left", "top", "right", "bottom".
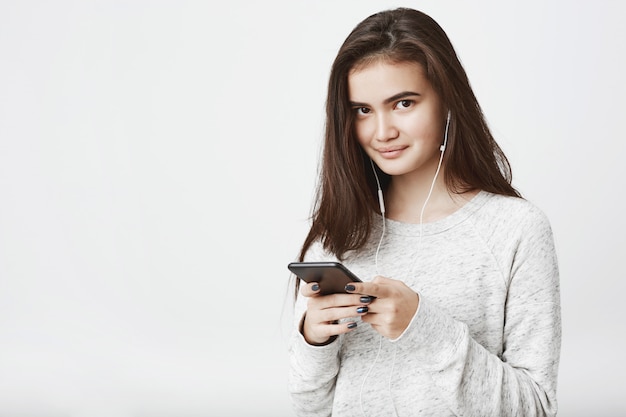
{"left": 378, "top": 146, "right": 408, "bottom": 158}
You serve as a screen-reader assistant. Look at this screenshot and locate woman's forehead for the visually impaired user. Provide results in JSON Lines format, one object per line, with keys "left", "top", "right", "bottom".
{"left": 348, "top": 61, "right": 431, "bottom": 102}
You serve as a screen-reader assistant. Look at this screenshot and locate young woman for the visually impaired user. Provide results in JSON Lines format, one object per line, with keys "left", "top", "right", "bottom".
{"left": 288, "top": 7, "right": 560, "bottom": 417}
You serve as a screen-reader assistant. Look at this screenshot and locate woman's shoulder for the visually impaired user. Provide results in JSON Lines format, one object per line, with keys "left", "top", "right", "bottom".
{"left": 476, "top": 191, "right": 553, "bottom": 234}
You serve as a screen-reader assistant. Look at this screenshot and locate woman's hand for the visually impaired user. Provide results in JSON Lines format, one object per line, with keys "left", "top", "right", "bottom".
{"left": 345, "top": 276, "right": 419, "bottom": 340}
{"left": 300, "top": 282, "right": 372, "bottom": 345}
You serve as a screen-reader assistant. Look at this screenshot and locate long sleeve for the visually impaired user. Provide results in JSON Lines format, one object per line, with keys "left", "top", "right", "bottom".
{"left": 392, "top": 201, "right": 561, "bottom": 416}
{"left": 288, "top": 246, "right": 343, "bottom": 416}
{"left": 288, "top": 310, "right": 342, "bottom": 416}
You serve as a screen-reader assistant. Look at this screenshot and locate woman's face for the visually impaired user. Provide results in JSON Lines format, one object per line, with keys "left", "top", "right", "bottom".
{"left": 348, "top": 60, "right": 445, "bottom": 180}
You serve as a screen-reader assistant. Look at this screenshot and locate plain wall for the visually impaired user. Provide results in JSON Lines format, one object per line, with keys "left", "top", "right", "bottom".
{"left": 0, "top": 1, "right": 624, "bottom": 416}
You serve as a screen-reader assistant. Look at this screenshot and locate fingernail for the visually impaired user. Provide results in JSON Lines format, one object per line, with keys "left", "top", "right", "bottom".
{"left": 360, "top": 296, "right": 372, "bottom": 304}
{"left": 312, "top": 284, "right": 319, "bottom": 291}
{"left": 356, "top": 306, "right": 368, "bottom": 314}
{"left": 347, "top": 322, "right": 357, "bottom": 329}
{"left": 345, "top": 284, "right": 356, "bottom": 292}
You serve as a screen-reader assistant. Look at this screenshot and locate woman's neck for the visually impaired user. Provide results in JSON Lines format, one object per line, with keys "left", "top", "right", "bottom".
{"left": 384, "top": 174, "right": 477, "bottom": 224}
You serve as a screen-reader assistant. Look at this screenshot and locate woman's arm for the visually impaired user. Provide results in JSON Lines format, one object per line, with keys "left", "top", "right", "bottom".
{"left": 398, "top": 209, "right": 561, "bottom": 416}
{"left": 346, "top": 206, "right": 560, "bottom": 416}
{"left": 287, "top": 291, "right": 341, "bottom": 417}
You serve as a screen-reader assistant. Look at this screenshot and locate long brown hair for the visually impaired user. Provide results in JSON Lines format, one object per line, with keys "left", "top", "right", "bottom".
{"left": 297, "top": 8, "right": 520, "bottom": 280}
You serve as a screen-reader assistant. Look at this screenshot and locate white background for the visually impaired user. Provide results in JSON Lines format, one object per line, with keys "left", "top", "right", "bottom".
{"left": 0, "top": 1, "right": 624, "bottom": 416}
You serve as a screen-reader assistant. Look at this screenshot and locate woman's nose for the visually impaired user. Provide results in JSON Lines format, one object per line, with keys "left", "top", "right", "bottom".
{"left": 375, "top": 113, "right": 399, "bottom": 141}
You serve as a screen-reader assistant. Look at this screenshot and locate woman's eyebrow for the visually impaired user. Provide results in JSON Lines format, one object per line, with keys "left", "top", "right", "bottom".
{"left": 349, "top": 91, "right": 421, "bottom": 107}
{"left": 383, "top": 91, "right": 421, "bottom": 104}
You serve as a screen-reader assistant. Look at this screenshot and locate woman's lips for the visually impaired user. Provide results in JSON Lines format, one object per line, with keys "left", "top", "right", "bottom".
{"left": 378, "top": 146, "right": 408, "bottom": 159}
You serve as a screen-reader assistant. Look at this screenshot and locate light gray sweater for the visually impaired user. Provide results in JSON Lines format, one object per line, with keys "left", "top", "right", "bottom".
{"left": 288, "top": 191, "right": 561, "bottom": 416}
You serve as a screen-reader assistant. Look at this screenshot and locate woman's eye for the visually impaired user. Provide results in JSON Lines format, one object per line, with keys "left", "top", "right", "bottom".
{"left": 355, "top": 107, "right": 371, "bottom": 115}
{"left": 396, "top": 100, "right": 414, "bottom": 109}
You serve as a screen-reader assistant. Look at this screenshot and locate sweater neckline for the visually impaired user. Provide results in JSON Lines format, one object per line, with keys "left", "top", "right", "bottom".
{"left": 378, "top": 190, "right": 491, "bottom": 237}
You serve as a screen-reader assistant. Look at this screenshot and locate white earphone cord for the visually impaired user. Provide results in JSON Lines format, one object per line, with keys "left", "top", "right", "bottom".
{"left": 370, "top": 158, "right": 386, "bottom": 276}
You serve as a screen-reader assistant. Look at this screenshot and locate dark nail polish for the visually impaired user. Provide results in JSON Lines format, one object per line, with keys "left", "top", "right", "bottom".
{"left": 347, "top": 322, "right": 357, "bottom": 329}
{"left": 356, "top": 306, "right": 368, "bottom": 314}
{"left": 312, "top": 284, "right": 319, "bottom": 291}
{"left": 345, "top": 284, "right": 356, "bottom": 292}
{"left": 360, "top": 296, "right": 372, "bottom": 304}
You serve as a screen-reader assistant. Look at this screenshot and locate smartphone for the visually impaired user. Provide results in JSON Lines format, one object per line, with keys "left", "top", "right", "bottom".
{"left": 288, "top": 261, "right": 362, "bottom": 295}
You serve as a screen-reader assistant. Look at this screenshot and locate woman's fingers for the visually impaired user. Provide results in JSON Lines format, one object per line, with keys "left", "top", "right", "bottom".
{"left": 307, "top": 303, "right": 367, "bottom": 323}
{"left": 344, "top": 275, "right": 392, "bottom": 299}
{"left": 300, "top": 281, "right": 321, "bottom": 297}
{"left": 302, "top": 318, "right": 360, "bottom": 345}
{"left": 302, "top": 312, "right": 363, "bottom": 345}
{"left": 346, "top": 276, "right": 419, "bottom": 339}
{"left": 302, "top": 276, "right": 419, "bottom": 340}
{"left": 301, "top": 292, "right": 372, "bottom": 345}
